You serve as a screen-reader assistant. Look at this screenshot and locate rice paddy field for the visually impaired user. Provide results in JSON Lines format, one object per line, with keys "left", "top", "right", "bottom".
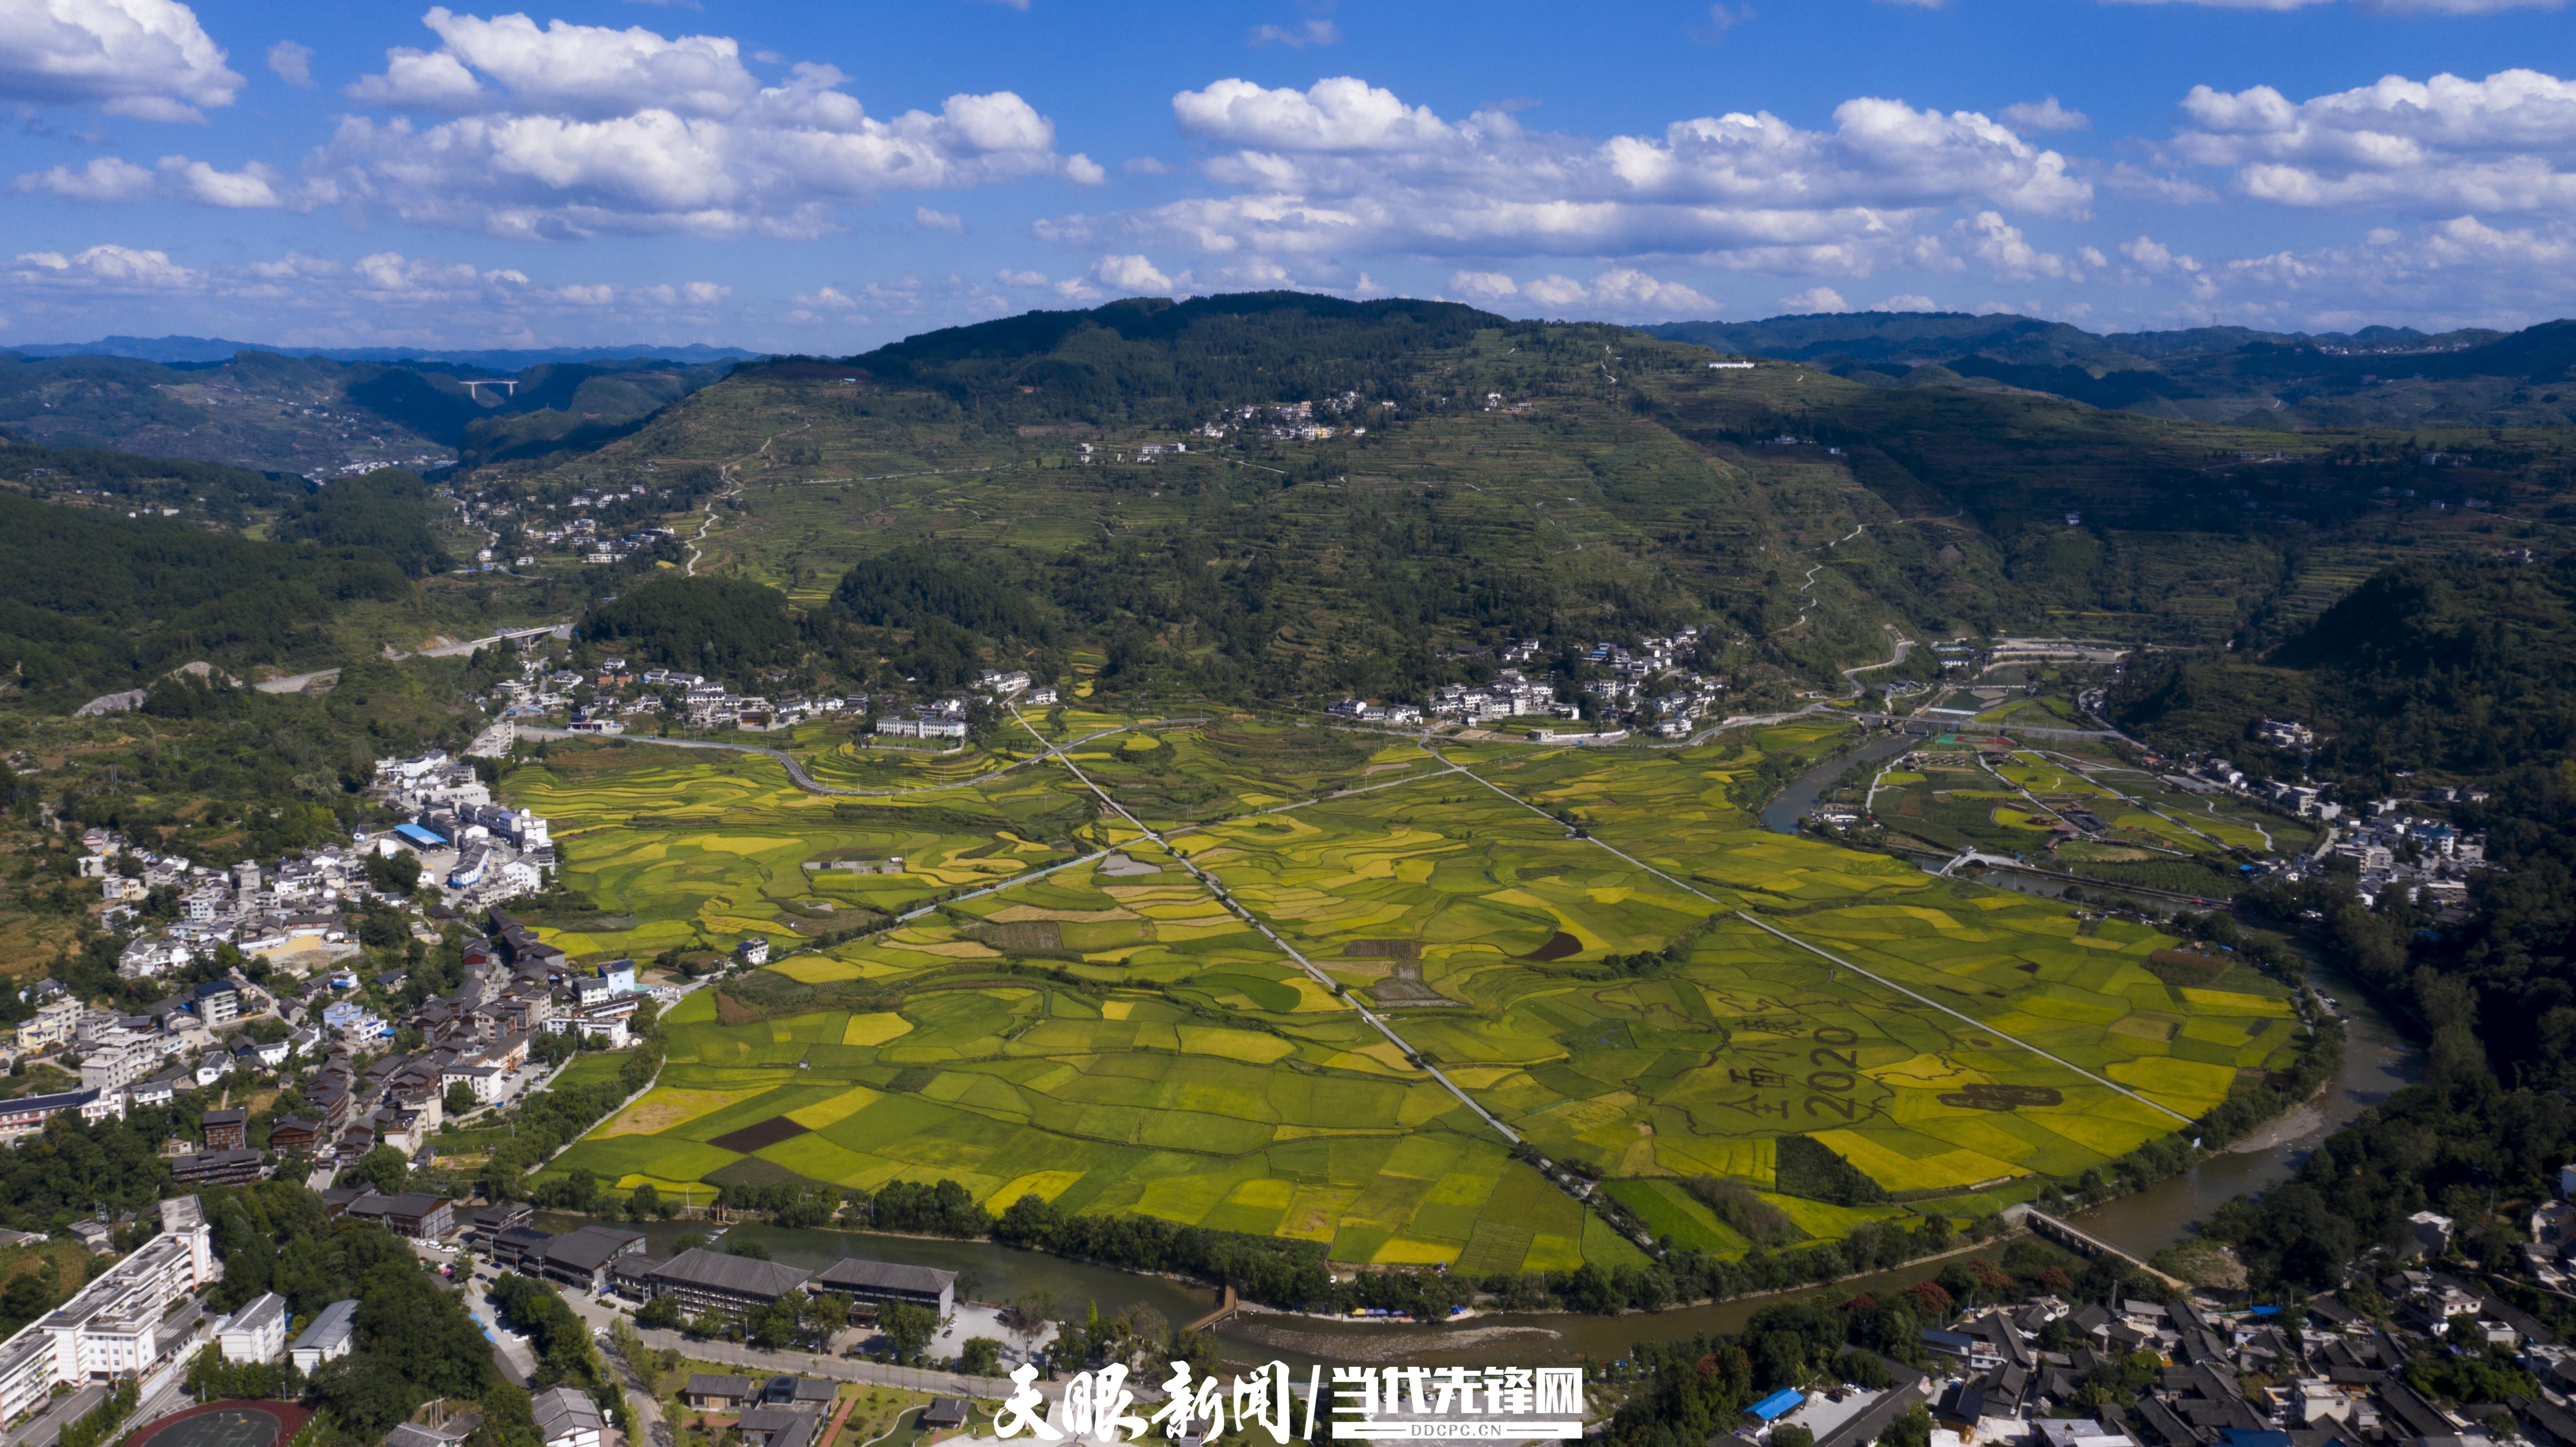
{"left": 525, "top": 718, "right": 2309, "bottom": 1273}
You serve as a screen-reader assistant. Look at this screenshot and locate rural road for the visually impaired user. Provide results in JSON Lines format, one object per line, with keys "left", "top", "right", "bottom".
{"left": 1007, "top": 706, "right": 1534, "bottom": 1154}
{"left": 254, "top": 623, "right": 570, "bottom": 693}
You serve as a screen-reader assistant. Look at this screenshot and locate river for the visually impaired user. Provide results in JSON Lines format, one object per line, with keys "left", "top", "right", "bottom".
{"left": 1758, "top": 733, "right": 1913, "bottom": 836}
{"left": 2065, "top": 957, "right": 2415, "bottom": 1258}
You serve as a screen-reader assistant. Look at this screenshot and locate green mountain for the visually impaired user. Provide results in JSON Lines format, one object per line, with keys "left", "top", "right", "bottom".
{"left": 1647, "top": 311, "right": 2571, "bottom": 430}
{"left": 0, "top": 348, "right": 733, "bottom": 474}
{"left": 439, "top": 292, "right": 2576, "bottom": 709}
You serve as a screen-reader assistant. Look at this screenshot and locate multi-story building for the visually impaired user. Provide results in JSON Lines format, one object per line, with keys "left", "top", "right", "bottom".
{"left": 15, "top": 1000, "right": 79, "bottom": 1053}
{"left": 812, "top": 1258, "right": 957, "bottom": 1322}
{"left": 286, "top": 1300, "right": 355, "bottom": 1373}
{"left": 636, "top": 1249, "right": 812, "bottom": 1321}
{"left": 0, "top": 1197, "right": 219, "bottom": 1422}
{"left": 0, "top": 1088, "right": 114, "bottom": 1143}
{"left": 202, "top": 1109, "right": 248, "bottom": 1152}
{"left": 215, "top": 1293, "right": 287, "bottom": 1365}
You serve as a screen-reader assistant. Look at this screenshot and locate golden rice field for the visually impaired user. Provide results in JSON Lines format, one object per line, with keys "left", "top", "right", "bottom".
{"left": 524, "top": 718, "right": 2306, "bottom": 1271}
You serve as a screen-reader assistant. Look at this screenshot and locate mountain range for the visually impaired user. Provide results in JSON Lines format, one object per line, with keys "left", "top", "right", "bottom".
{"left": 1646, "top": 311, "right": 2576, "bottom": 429}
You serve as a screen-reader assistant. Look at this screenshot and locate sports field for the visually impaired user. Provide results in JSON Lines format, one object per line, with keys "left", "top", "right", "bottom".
{"left": 528, "top": 719, "right": 2303, "bottom": 1271}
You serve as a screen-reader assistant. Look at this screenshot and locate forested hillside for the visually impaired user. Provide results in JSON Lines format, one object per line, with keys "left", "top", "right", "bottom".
{"left": 0, "top": 348, "right": 731, "bottom": 474}
{"left": 538, "top": 293, "right": 2570, "bottom": 703}
{"left": 1649, "top": 310, "right": 2576, "bottom": 429}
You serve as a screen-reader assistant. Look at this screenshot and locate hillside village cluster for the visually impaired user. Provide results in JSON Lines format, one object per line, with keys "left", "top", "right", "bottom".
{"left": 2177, "top": 740, "right": 2493, "bottom": 919}
{"left": 449, "top": 483, "right": 683, "bottom": 573}
{"left": 0, "top": 742, "right": 691, "bottom": 1177}
{"left": 485, "top": 638, "right": 1057, "bottom": 741}
{"left": 1331, "top": 629, "right": 1725, "bottom": 737}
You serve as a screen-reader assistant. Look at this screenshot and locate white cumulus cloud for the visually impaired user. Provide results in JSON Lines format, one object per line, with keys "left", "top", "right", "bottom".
{"left": 1441, "top": 267, "right": 1714, "bottom": 320}
{"left": 1778, "top": 286, "right": 1850, "bottom": 312}
{"left": 1095, "top": 254, "right": 1176, "bottom": 295}
{"left": 15, "top": 155, "right": 157, "bottom": 201}
{"left": 0, "top": 0, "right": 242, "bottom": 121}
{"left": 10, "top": 243, "right": 203, "bottom": 288}
{"left": 1065, "top": 75, "right": 2088, "bottom": 286}
{"left": 315, "top": 8, "right": 1091, "bottom": 238}
{"left": 2171, "top": 69, "right": 2576, "bottom": 215}
{"left": 15, "top": 152, "right": 334, "bottom": 209}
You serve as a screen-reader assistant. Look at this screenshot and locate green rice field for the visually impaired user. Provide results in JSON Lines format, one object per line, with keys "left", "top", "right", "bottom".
{"left": 524, "top": 719, "right": 2305, "bottom": 1272}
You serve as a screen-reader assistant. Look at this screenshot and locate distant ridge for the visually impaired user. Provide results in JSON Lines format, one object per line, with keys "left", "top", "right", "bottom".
{"left": 0, "top": 335, "right": 767, "bottom": 370}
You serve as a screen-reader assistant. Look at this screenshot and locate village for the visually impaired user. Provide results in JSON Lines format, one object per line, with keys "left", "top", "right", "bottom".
{"left": 1723, "top": 1203, "right": 2576, "bottom": 1447}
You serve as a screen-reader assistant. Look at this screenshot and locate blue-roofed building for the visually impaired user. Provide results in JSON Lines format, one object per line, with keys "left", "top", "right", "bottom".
{"left": 1747, "top": 1389, "right": 1805, "bottom": 1424}
{"left": 393, "top": 823, "right": 447, "bottom": 850}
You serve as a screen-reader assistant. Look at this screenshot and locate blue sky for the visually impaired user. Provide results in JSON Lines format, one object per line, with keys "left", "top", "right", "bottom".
{"left": 4, "top": 0, "right": 2574, "bottom": 351}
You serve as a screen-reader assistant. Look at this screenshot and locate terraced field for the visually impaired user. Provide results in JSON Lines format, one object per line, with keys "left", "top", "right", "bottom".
{"left": 528, "top": 717, "right": 2306, "bottom": 1272}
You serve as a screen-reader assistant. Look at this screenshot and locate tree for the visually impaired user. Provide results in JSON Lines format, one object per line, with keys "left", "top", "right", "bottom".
{"left": 750, "top": 1294, "right": 801, "bottom": 1349}
{"left": 443, "top": 1082, "right": 478, "bottom": 1118}
{"left": 626, "top": 1183, "right": 662, "bottom": 1221}
{"left": 1878, "top": 1406, "right": 1932, "bottom": 1447}
{"left": 1772, "top": 1429, "right": 1815, "bottom": 1447}
{"left": 957, "top": 1338, "right": 1002, "bottom": 1377}
{"left": 877, "top": 1301, "right": 936, "bottom": 1361}
{"left": 687, "top": 1308, "right": 730, "bottom": 1340}
{"left": 346, "top": 1145, "right": 411, "bottom": 1194}
{"left": 637, "top": 1296, "right": 681, "bottom": 1330}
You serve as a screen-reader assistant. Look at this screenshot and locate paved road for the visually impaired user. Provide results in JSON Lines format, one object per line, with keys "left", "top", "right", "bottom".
{"left": 561, "top": 1283, "right": 1015, "bottom": 1399}
{"left": 253, "top": 624, "right": 570, "bottom": 693}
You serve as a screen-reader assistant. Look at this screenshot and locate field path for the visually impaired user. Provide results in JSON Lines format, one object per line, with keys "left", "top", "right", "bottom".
{"left": 1008, "top": 707, "right": 1527, "bottom": 1147}
{"left": 686, "top": 422, "right": 804, "bottom": 576}
{"left": 1429, "top": 746, "right": 2198, "bottom": 1126}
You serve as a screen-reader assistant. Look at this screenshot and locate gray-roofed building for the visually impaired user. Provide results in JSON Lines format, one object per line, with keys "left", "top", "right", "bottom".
{"left": 760, "top": 1378, "right": 836, "bottom": 1411}
{"left": 289, "top": 1299, "right": 358, "bottom": 1372}
{"left": 341, "top": 1191, "right": 454, "bottom": 1241}
{"left": 610, "top": 1253, "right": 660, "bottom": 1299}
{"left": 1815, "top": 1357, "right": 1931, "bottom": 1447}
{"left": 922, "top": 1400, "right": 970, "bottom": 1432}
{"left": 643, "top": 1250, "right": 812, "bottom": 1320}
{"left": 684, "top": 1375, "right": 755, "bottom": 1410}
{"left": 535, "top": 1225, "right": 646, "bottom": 1293}
{"left": 170, "top": 1149, "right": 266, "bottom": 1186}
{"left": 490, "top": 1226, "right": 552, "bottom": 1274}
{"left": 811, "top": 1257, "right": 955, "bottom": 1320}
{"left": 533, "top": 1385, "right": 605, "bottom": 1447}
{"left": 216, "top": 1291, "right": 288, "bottom": 1364}
{"left": 736, "top": 1409, "right": 818, "bottom": 1447}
